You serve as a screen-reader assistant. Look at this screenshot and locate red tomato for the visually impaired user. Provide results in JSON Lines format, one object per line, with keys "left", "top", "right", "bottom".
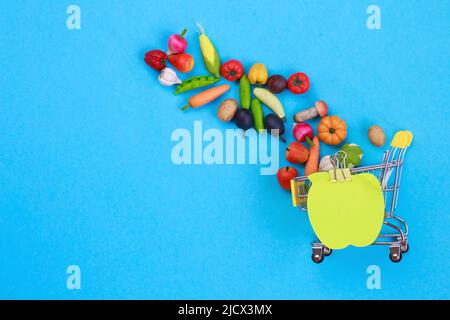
{"left": 288, "top": 72, "right": 310, "bottom": 94}
{"left": 144, "top": 50, "right": 167, "bottom": 71}
{"left": 221, "top": 60, "right": 244, "bottom": 81}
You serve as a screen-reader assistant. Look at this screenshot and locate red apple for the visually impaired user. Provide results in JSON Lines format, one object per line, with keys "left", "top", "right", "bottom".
{"left": 286, "top": 142, "right": 309, "bottom": 164}
{"left": 168, "top": 53, "right": 194, "bottom": 73}
{"left": 277, "top": 167, "right": 299, "bottom": 191}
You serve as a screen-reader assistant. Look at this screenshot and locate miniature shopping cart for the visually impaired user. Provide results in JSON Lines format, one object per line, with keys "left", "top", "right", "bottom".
{"left": 291, "top": 131, "right": 413, "bottom": 263}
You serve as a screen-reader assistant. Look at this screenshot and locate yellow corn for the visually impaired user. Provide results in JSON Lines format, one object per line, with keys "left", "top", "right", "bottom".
{"left": 196, "top": 23, "right": 221, "bottom": 77}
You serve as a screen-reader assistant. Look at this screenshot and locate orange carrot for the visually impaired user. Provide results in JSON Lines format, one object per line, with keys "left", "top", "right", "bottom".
{"left": 304, "top": 136, "right": 320, "bottom": 176}
{"left": 181, "top": 84, "right": 230, "bottom": 111}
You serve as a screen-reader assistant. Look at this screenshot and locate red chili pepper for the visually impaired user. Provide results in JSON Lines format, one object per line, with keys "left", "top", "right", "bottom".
{"left": 144, "top": 50, "right": 167, "bottom": 71}
{"left": 220, "top": 60, "right": 244, "bottom": 82}
{"left": 288, "top": 72, "right": 310, "bottom": 94}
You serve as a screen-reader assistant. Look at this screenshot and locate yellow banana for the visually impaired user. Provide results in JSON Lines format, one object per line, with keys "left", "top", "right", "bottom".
{"left": 253, "top": 88, "right": 286, "bottom": 121}
{"left": 196, "top": 23, "right": 221, "bottom": 77}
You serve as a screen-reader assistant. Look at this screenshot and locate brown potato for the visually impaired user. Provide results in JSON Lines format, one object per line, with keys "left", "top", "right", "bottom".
{"left": 218, "top": 99, "right": 238, "bottom": 122}
{"left": 368, "top": 125, "right": 386, "bottom": 147}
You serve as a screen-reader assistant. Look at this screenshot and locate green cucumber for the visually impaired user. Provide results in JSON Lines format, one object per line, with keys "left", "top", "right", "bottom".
{"left": 239, "top": 75, "right": 251, "bottom": 109}
{"left": 250, "top": 98, "right": 264, "bottom": 133}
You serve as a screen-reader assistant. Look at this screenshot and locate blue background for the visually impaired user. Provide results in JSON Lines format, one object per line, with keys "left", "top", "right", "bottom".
{"left": 1, "top": 0, "right": 449, "bottom": 299}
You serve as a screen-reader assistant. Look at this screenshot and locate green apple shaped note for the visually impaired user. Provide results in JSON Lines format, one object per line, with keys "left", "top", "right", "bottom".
{"left": 307, "top": 172, "right": 384, "bottom": 250}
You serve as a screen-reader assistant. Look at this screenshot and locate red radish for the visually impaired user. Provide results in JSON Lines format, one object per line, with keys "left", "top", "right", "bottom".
{"left": 168, "top": 29, "right": 188, "bottom": 54}
{"left": 293, "top": 123, "right": 315, "bottom": 146}
{"left": 277, "top": 167, "right": 299, "bottom": 191}
{"left": 168, "top": 53, "right": 194, "bottom": 73}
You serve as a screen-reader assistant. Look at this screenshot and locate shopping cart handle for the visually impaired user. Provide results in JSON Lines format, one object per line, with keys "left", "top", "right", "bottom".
{"left": 390, "top": 131, "right": 413, "bottom": 148}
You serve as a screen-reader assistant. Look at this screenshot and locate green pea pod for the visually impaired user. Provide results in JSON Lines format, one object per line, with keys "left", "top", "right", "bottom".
{"left": 240, "top": 75, "right": 251, "bottom": 109}
{"left": 250, "top": 98, "right": 264, "bottom": 133}
{"left": 174, "top": 76, "right": 220, "bottom": 95}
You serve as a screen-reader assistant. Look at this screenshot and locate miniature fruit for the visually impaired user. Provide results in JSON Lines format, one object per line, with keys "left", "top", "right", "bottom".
{"left": 286, "top": 142, "right": 309, "bottom": 164}
{"left": 239, "top": 75, "right": 251, "bottom": 109}
{"left": 221, "top": 60, "right": 244, "bottom": 81}
{"left": 293, "top": 123, "right": 314, "bottom": 146}
{"left": 168, "top": 29, "right": 188, "bottom": 54}
{"left": 267, "top": 75, "right": 287, "bottom": 94}
{"left": 218, "top": 99, "right": 238, "bottom": 122}
{"left": 294, "top": 101, "right": 329, "bottom": 123}
{"left": 196, "top": 23, "right": 221, "bottom": 77}
{"left": 288, "top": 72, "right": 310, "bottom": 94}
{"left": 144, "top": 50, "right": 167, "bottom": 71}
{"left": 339, "top": 143, "right": 364, "bottom": 168}
{"left": 175, "top": 75, "right": 220, "bottom": 95}
{"left": 368, "top": 125, "right": 386, "bottom": 147}
{"left": 264, "top": 114, "right": 285, "bottom": 138}
{"left": 304, "top": 137, "right": 320, "bottom": 176}
{"left": 317, "top": 116, "right": 347, "bottom": 145}
{"left": 248, "top": 63, "right": 268, "bottom": 85}
{"left": 168, "top": 53, "right": 195, "bottom": 73}
{"left": 234, "top": 109, "right": 254, "bottom": 130}
{"left": 277, "top": 167, "right": 299, "bottom": 191}
{"left": 159, "top": 67, "right": 182, "bottom": 86}
{"left": 250, "top": 99, "right": 264, "bottom": 133}
{"left": 253, "top": 88, "right": 286, "bottom": 121}
{"left": 182, "top": 84, "right": 230, "bottom": 111}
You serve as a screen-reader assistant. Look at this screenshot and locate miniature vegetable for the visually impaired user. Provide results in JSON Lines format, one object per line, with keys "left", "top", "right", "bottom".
{"left": 317, "top": 116, "right": 348, "bottom": 145}
{"left": 174, "top": 76, "right": 219, "bottom": 95}
{"left": 319, "top": 155, "right": 335, "bottom": 172}
{"left": 368, "top": 125, "right": 386, "bottom": 147}
{"left": 234, "top": 109, "right": 254, "bottom": 130}
{"left": 144, "top": 50, "right": 167, "bottom": 71}
{"left": 168, "top": 53, "right": 195, "bottom": 73}
{"left": 239, "top": 75, "right": 251, "bottom": 109}
{"left": 168, "top": 29, "right": 188, "bottom": 54}
{"left": 286, "top": 142, "right": 309, "bottom": 164}
{"left": 196, "top": 23, "right": 221, "bottom": 77}
{"left": 250, "top": 99, "right": 264, "bottom": 133}
{"left": 253, "top": 88, "right": 285, "bottom": 121}
{"left": 248, "top": 63, "right": 268, "bottom": 85}
{"left": 294, "top": 100, "right": 329, "bottom": 123}
{"left": 277, "top": 167, "right": 299, "bottom": 191}
{"left": 304, "top": 136, "right": 320, "bottom": 176}
{"left": 293, "top": 123, "right": 315, "bottom": 146}
{"left": 267, "top": 75, "right": 287, "bottom": 94}
{"left": 339, "top": 143, "right": 363, "bottom": 168}
{"left": 288, "top": 72, "right": 310, "bottom": 94}
{"left": 218, "top": 99, "right": 238, "bottom": 122}
{"left": 221, "top": 60, "right": 244, "bottom": 81}
{"left": 159, "top": 67, "right": 182, "bottom": 86}
{"left": 264, "top": 114, "right": 285, "bottom": 141}
{"left": 181, "top": 84, "right": 230, "bottom": 111}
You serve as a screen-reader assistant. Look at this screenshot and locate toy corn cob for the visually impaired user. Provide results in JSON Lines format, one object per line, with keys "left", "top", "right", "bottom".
{"left": 196, "top": 22, "right": 221, "bottom": 78}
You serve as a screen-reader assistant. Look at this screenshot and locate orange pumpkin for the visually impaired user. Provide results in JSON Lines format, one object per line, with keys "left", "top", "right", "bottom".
{"left": 318, "top": 116, "right": 348, "bottom": 145}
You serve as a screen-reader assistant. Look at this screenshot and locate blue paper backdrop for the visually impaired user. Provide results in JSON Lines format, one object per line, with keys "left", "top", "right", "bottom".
{"left": 0, "top": 0, "right": 449, "bottom": 299}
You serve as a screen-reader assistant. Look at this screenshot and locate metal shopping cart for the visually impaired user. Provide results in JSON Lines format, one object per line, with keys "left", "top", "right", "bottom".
{"left": 290, "top": 131, "right": 413, "bottom": 263}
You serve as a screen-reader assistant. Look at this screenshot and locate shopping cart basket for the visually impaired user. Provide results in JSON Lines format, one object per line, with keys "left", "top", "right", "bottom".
{"left": 291, "top": 131, "right": 413, "bottom": 263}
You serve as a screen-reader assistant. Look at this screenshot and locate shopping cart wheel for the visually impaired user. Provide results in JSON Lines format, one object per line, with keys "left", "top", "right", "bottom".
{"left": 323, "top": 247, "right": 333, "bottom": 256}
{"left": 312, "top": 246, "right": 324, "bottom": 264}
{"left": 312, "top": 253, "right": 324, "bottom": 264}
{"left": 389, "top": 246, "right": 402, "bottom": 263}
{"left": 401, "top": 242, "right": 409, "bottom": 253}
